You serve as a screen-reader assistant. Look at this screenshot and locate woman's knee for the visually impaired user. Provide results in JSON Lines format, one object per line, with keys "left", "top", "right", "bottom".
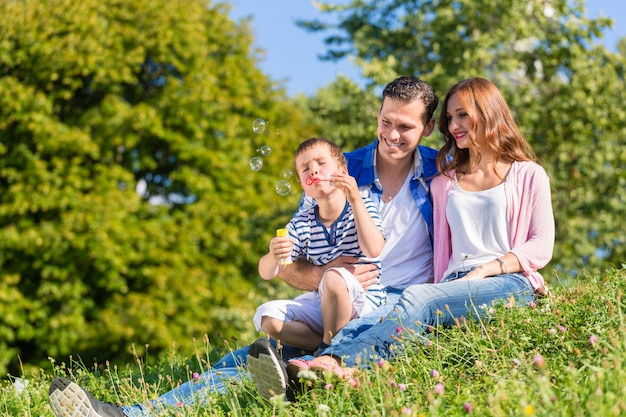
{"left": 400, "top": 283, "right": 440, "bottom": 304}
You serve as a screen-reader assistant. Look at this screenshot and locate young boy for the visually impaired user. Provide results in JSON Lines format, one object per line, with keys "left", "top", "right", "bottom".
{"left": 255, "top": 137, "right": 386, "bottom": 353}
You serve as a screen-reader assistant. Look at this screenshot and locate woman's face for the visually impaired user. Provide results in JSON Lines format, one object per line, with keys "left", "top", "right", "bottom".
{"left": 445, "top": 93, "right": 476, "bottom": 150}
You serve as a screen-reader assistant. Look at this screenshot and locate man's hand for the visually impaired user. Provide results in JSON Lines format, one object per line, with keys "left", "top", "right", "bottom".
{"left": 325, "top": 256, "right": 380, "bottom": 290}
{"left": 279, "top": 256, "right": 380, "bottom": 291}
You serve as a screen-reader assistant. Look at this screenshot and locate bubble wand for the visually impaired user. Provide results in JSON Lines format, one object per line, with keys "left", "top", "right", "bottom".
{"left": 275, "top": 228, "right": 292, "bottom": 265}
{"left": 304, "top": 176, "right": 335, "bottom": 186}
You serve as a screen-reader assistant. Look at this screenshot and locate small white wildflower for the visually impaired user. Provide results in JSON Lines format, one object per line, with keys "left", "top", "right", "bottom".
{"left": 318, "top": 404, "right": 331, "bottom": 414}
{"left": 479, "top": 303, "right": 488, "bottom": 310}
{"left": 14, "top": 378, "right": 29, "bottom": 395}
{"left": 297, "top": 369, "right": 318, "bottom": 381}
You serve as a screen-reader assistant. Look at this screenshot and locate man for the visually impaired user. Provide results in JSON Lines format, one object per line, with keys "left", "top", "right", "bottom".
{"left": 48, "top": 75, "right": 439, "bottom": 416}
{"left": 247, "top": 75, "right": 439, "bottom": 396}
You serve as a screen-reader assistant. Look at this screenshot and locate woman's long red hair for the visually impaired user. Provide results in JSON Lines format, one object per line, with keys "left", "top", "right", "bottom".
{"left": 436, "top": 77, "right": 537, "bottom": 177}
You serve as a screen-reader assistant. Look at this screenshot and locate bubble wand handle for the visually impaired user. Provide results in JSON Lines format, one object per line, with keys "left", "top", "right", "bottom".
{"left": 276, "top": 228, "right": 292, "bottom": 265}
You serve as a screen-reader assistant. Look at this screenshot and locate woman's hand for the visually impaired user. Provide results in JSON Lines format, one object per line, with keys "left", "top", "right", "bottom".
{"left": 461, "top": 268, "right": 488, "bottom": 280}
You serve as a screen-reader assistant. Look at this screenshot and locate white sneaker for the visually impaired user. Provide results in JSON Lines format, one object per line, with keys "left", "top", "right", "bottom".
{"left": 247, "top": 338, "right": 289, "bottom": 400}
{"left": 49, "top": 377, "right": 127, "bottom": 417}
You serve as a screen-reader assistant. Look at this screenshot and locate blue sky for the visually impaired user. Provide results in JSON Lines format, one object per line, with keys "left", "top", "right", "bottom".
{"left": 228, "top": 0, "right": 625, "bottom": 96}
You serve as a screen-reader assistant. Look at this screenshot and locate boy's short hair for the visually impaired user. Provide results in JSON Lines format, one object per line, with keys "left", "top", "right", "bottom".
{"left": 294, "top": 138, "right": 346, "bottom": 176}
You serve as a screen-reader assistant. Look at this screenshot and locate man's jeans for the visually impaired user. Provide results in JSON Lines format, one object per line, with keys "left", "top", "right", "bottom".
{"left": 121, "top": 291, "right": 404, "bottom": 416}
{"left": 122, "top": 345, "right": 249, "bottom": 416}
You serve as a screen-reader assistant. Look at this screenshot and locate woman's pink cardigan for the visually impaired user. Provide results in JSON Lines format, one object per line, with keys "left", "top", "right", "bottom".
{"left": 431, "top": 161, "right": 555, "bottom": 292}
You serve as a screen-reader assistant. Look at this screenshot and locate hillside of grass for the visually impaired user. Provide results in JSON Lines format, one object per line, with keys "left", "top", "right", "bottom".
{"left": 1, "top": 266, "right": 625, "bottom": 416}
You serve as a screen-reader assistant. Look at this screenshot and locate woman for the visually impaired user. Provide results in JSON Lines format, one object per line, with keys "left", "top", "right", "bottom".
{"left": 298, "top": 77, "right": 555, "bottom": 377}
{"left": 432, "top": 76, "right": 554, "bottom": 287}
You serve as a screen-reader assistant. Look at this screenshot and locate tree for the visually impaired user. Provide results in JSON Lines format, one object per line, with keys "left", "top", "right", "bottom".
{"left": 299, "top": 0, "right": 626, "bottom": 277}
{"left": 0, "top": 0, "right": 306, "bottom": 374}
{"left": 293, "top": 75, "right": 379, "bottom": 150}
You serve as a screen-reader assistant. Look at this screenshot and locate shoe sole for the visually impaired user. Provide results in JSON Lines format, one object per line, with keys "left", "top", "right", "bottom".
{"left": 247, "top": 338, "right": 288, "bottom": 400}
{"left": 49, "top": 378, "right": 116, "bottom": 417}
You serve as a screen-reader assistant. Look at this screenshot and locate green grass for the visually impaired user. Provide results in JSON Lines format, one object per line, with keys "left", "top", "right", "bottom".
{"left": 2, "top": 267, "right": 625, "bottom": 416}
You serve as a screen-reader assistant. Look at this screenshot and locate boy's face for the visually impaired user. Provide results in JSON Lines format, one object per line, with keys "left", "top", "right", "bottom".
{"left": 377, "top": 97, "right": 434, "bottom": 162}
{"left": 295, "top": 144, "right": 346, "bottom": 197}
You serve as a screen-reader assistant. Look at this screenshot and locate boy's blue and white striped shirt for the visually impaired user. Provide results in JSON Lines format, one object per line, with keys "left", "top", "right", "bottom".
{"left": 286, "top": 198, "right": 386, "bottom": 307}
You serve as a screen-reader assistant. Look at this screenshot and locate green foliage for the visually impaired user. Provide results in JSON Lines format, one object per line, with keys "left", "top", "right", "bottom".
{"left": 511, "top": 45, "right": 626, "bottom": 278}
{"left": 0, "top": 0, "right": 308, "bottom": 375}
{"left": 293, "top": 75, "right": 379, "bottom": 150}
{"left": 299, "top": 0, "right": 626, "bottom": 275}
{"left": 1, "top": 267, "right": 625, "bottom": 416}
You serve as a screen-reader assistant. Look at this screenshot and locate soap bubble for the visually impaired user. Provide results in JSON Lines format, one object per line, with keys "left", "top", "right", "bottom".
{"left": 282, "top": 169, "right": 293, "bottom": 178}
{"left": 252, "top": 118, "right": 266, "bottom": 134}
{"left": 257, "top": 145, "right": 272, "bottom": 156}
{"left": 275, "top": 180, "right": 292, "bottom": 196}
{"left": 249, "top": 156, "right": 263, "bottom": 171}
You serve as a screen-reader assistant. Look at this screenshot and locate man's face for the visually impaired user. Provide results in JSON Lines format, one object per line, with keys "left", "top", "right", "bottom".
{"left": 377, "top": 97, "right": 434, "bottom": 162}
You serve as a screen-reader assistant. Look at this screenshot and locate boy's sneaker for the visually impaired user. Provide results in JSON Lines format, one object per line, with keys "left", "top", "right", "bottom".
{"left": 49, "top": 377, "right": 127, "bottom": 417}
{"left": 247, "top": 338, "right": 289, "bottom": 400}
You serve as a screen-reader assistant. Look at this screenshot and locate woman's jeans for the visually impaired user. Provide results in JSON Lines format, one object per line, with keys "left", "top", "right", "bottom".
{"left": 123, "top": 276, "right": 533, "bottom": 415}
{"left": 318, "top": 272, "right": 535, "bottom": 367}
